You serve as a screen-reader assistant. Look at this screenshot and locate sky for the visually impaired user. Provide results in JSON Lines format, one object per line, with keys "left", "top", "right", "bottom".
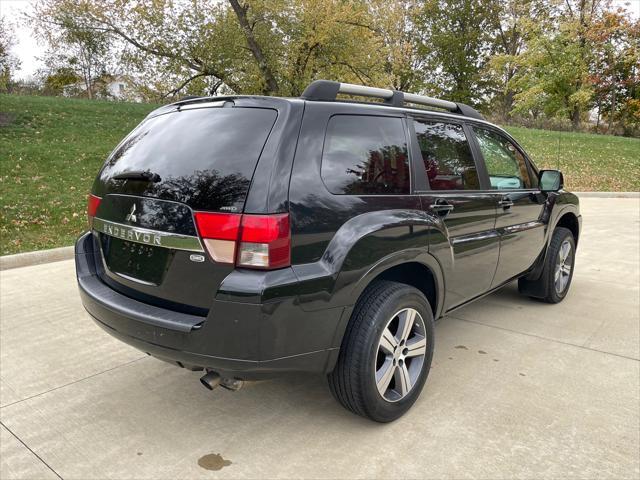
{"left": 2, "top": 0, "right": 640, "bottom": 81}
{"left": 1, "top": 0, "right": 43, "bottom": 80}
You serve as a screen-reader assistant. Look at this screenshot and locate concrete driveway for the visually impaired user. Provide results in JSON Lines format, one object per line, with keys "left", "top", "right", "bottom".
{"left": 1, "top": 197, "right": 638, "bottom": 479}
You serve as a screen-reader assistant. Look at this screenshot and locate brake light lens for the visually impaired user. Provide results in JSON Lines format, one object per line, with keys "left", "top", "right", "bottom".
{"left": 238, "top": 214, "right": 290, "bottom": 269}
{"left": 193, "top": 212, "right": 290, "bottom": 269}
{"left": 194, "top": 212, "right": 241, "bottom": 264}
{"left": 87, "top": 194, "right": 102, "bottom": 227}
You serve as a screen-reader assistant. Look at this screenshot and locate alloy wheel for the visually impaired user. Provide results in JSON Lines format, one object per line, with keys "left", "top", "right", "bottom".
{"left": 374, "top": 308, "right": 427, "bottom": 402}
{"left": 554, "top": 239, "right": 573, "bottom": 294}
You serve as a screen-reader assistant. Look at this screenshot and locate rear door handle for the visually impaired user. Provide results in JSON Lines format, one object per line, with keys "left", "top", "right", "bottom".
{"left": 498, "top": 197, "right": 514, "bottom": 209}
{"left": 430, "top": 199, "right": 454, "bottom": 216}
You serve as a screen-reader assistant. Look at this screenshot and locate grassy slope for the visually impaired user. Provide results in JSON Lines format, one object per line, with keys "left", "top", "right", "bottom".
{"left": 0, "top": 95, "right": 156, "bottom": 255}
{"left": 0, "top": 94, "right": 638, "bottom": 255}
{"left": 505, "top": 125, "right": 640, "bottom": 192}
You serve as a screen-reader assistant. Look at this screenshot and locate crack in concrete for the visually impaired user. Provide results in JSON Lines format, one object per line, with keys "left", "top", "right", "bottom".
{"left": 1, "top": 421, "right": 64, "bottom": 480}
{"left": 0, "top": 356, "right": 147, "bottom": 410}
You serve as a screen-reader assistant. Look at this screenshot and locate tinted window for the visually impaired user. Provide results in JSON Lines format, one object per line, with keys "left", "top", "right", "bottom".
{"left": 321, "top": 116, "right": 409, "bottom": 195}
{"left": 100, "top": 107, "right": 277, "bottom": 211}
{"left": 413, "top": 120, "right": 480, "bottom": 190}
{"left": 473, "top": 127, "right": 534, "bottom": 189}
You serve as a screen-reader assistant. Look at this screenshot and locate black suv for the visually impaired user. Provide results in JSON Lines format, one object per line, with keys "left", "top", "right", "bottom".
{"left": 76, "top": 80, "right": 581, "bottom": 422}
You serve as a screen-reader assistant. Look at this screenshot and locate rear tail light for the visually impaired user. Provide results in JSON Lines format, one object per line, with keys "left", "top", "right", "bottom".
{"left": 194, "top": 212, "right": 290, "bottom": 269}
{"left": 87, "top": 194, "right": 102, "bottom": 228}
{"left": 237, "top": 214, "right": 290, "bottom": 268}
{"left": 194, "top": 212, "right": 241, "bottom": 264}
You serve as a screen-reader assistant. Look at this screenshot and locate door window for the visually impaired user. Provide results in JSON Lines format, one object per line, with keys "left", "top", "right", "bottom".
{"left": 473, "top": 127, "right": 534, "bottom": 190}
{"left": 321, "top": 115, "right": 409, "bottom": 195}
{"left": 413, "top": 120, "right": 480, "bottom": 190}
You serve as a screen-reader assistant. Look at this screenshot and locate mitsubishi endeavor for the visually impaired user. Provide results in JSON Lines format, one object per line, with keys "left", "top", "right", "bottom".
{"left": 76, "top": 80, "right": 581, "bottom": 422}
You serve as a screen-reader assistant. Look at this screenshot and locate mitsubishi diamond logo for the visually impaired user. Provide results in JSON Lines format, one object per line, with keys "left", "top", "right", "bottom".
{"left": 125, "top": 204, "right": 138, "bottom": 223}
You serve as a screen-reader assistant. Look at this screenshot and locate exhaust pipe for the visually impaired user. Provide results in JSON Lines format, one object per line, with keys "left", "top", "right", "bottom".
{"left": 200, "top": 371, "right": 221, "bottom": 390}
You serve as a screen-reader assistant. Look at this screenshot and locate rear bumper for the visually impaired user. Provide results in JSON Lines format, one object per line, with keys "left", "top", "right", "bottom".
{"left": 76, "top": 232, "right": 342, "bottom": 378}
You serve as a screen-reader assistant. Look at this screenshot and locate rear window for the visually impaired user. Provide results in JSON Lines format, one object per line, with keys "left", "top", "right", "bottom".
{"left": 100, "top": 107, "right": 277, "bottom": 211}
{"left": 321, "top": 115, "right": 409, "bottom": 195}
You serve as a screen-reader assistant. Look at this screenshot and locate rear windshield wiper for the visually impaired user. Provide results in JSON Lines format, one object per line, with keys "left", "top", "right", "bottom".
{"left": 112, "top": 171, "right": 161, "bottom": 182}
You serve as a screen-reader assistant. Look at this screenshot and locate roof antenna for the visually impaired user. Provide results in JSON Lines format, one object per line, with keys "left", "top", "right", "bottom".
{"left": 556, "top": 130, "right": 561, "bottom": 171}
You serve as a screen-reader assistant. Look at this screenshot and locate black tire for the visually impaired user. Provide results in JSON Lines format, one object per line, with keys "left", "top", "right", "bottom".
{"left": 328, "top": 280, "right": 435, "bottom": 422}
{"left": 520, "top": 227, "right": 576, "bottom": 303}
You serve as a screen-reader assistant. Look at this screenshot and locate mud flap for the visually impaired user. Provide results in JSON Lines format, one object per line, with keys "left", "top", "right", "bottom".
{"left": 517, "top": 245, "right": 549, "bottom": 299}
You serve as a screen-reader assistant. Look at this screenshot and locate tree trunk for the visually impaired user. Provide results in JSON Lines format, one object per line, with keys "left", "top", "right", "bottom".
{"left": 570, "top": 106, "right": 581, "bottom": 130}
{"left": 503, "top": 90, "right": 514, "bottom": 120}
{"left": 608, "top": 85, "right": 617, "bottom": 132}
{"left": 84, "top": 70, "right": 93, "bottom": 100}
{"left": 228, "top": 0, "right": 279, "bottom": 95}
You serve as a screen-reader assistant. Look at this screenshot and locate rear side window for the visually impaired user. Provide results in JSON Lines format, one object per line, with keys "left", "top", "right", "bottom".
{"left": 413, "top": 120, "right": 480, "bottom": 191}
{"left": 100, "top": 107, "right": 277, "bottom": 211}
{"left": 321, "top": 115, "right": 409, "bottom": 195}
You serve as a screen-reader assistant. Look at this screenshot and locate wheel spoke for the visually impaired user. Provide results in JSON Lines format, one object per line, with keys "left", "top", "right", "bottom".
{"left": 395, "top": 363, "right": 412, "bottom": 396}
{"left": 560, "top": 242, "right": 570, "bottom": 262}
{"left": 397, "top": 309, "right": 416, "bottom": 343}
{"left": 376, "top": 359, "right": 395, "bottom": 396}
{"left": 375, "top": 307, "right": 427, "bottom": 402}
{"left": 405, "top": 336, "right": 426, "bottom": 358}
{"left": 562, "top": 264, "right": 571, "bottom": 274}
{"left": 379, "top": 327, "right": 397, "bottom": 355}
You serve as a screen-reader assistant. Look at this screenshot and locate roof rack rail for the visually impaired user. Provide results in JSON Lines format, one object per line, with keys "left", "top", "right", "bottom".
{"left": 300, "top": 80, "right": 484, "bottom": 120}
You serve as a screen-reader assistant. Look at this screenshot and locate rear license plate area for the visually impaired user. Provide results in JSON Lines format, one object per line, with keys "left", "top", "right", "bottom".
{"left": 100, "top": 234, "right": 171, "bottom": 285}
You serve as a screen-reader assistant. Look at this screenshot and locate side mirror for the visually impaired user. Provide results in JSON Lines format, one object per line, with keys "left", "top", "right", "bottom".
{"left": 539, "top": 169, "right": 564, "bottom": 192}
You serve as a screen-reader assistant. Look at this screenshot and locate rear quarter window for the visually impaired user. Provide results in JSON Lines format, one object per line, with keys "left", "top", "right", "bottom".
{"left": 321, "top": 115, "right": 410, "bottom": 195}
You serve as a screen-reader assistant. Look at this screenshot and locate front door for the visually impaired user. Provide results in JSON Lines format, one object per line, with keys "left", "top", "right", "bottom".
{"left": 410, "top": 118, "right": 500, "bottom": 311}
{"left": 470, "top": 126, "right": 547, "bottom": 286}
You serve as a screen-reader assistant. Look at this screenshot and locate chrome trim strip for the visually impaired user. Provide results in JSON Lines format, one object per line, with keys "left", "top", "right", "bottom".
{"left": 451, "top": 230, "right": 500, "bottom": 245}
{"left": 93, "top": 218, "right": 204, "bottom": 252}
{"left": 112, "top": 271, "right": 158, "bottom": 286}
{"left": 502, "top": 221, "right": 544, "bottom": 235}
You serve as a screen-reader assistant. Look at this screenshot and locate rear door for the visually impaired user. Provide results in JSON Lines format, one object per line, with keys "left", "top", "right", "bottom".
{"left": 90, "top": 103, "right": 279, "bottom": 313}
{"left": 410, "top": 117, "right": 500, "bottom": 311}
{"left": 469, "top": 126, "right": 546, "bottom": 286}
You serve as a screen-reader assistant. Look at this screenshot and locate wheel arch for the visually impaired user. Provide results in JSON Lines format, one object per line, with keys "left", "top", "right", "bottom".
{"left": 325, "top": 254, "right": 443, "bottom": 373}
{"left": 523, "top": 206, "right": 580, "bottom": 283}
{"left": 355, "top": 249, "right": 444, "bottom": 311}
{"left": 554, "top": 211, "right": 580, "bottom": 246}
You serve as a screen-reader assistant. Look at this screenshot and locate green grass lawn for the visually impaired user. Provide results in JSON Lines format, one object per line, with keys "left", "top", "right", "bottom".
{"left": 505, "top": 125, "right": 640, "bottom": 192}
{"left": 0, "top": 94, "right": 156, "bottom": 255}
{"left": 1, "top": 94, "right": 638, "bottom": 255}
